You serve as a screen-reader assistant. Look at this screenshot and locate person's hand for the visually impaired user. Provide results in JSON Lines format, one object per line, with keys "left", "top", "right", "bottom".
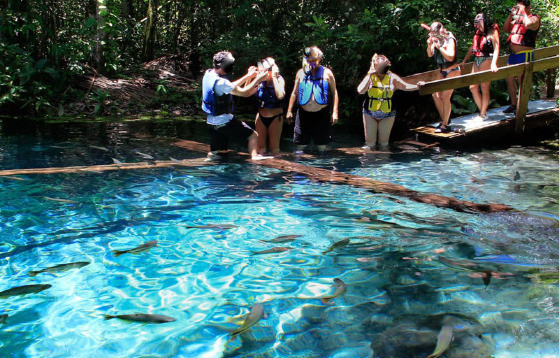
{"left": 417, "top": 81, "right": 426, "bottom": 87}
{"left": 286, "top": 111, "right": 293, "bottom": 125}
{"left": 331, "top": 112, "right": 338, "bottom": 124}
{"left": 255, "top": 70, "right": 267, "bottom": 82}
{"left": 491, "top": 62, "right": 499, "bottom": 73}
{"left": 271, "top": 67, "right": 279, "bottom": 79}
{"left": 247, "top": 66, "right": 257, "bottom": 77}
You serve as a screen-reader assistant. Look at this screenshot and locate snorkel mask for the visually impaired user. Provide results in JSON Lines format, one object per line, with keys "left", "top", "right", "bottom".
{"left": 303, "top": 46, "right": 322, "bottom": 75}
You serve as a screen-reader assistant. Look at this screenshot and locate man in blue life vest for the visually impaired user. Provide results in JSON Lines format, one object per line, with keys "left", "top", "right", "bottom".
{"left": 202, "top": 51, "right": 270, "bottom": 161}
{"left": 286, "top": 46, "right": 339, "bottom": 153}
{"left": 503, "top": 0, "right": 540, "bottom": 113}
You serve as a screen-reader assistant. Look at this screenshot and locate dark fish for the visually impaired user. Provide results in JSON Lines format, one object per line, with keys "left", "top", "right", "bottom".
{"left": 251, "top": 247, "right": 291, "bottom": 255}
{"left": 513, "top": 171, "right": 521, "bottom": 181}
{"left": 262, "top": 235, "right": 301, "bottom": 243}
{"left": 29, "top": 261, "right": 90, "bottom": 276}
{"left": 230, "top": 303, "right": 267, "bottom": 336}
{"left": 482, "top": 270, "right": 492, "bottom": 288}
{"left": 320, "top": 278, "right": 347, "bottom": 304}
{"left": 323, "top": 238, "right": 350, "bottom": 254}
{"left": 112, "top": 240, "right": 157, "bottom": 257}
{"left": 184, "top": 224, "right": 237, "bottom": 230}
{"left": 0, "top": 284, "right": 52, "bottom": 298}
{"left": 0, "top": 314, "right": 7, "bottom": 324}
{"left": 103, "top": 313, "right": 176, "bottom": 323}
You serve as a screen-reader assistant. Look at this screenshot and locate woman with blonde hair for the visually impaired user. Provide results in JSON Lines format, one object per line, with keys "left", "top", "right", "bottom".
{"left": 357, "top": 54, "right": 418, "bottom": 149}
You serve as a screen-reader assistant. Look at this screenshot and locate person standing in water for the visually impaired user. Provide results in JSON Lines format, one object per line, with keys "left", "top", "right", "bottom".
{"left": 425, "top": 22, "right": 460, "bottom": 133}
{"left": 286, "top": 46, "right": 339, "bottom": 153}
{"left": 201, "top": 51, "right": 270, "bottom": 161}
{"left": 461, "top": 13, "right": 500, "bottom": 121}
{"left": 247, "top": 57, "right": 286, "bottom": 155}
{"left": 503, "top": 0, "right": 540, "bottom": 114}
{"left": 357, "top": 54, "right": 419, "bottom": 150}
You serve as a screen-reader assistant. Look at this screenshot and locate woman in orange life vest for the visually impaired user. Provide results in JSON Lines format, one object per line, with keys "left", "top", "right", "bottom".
{"left": 423, "top": 22, "right": 460, "bottom": 133}
{"left": 461, "top": 13, "right": 500, "bottom": 121}
{"left": 357, "top": 54, "right": 419, "bottom": 150}
{"left": 245, "top": 57, "right": 286, "bottom": 155}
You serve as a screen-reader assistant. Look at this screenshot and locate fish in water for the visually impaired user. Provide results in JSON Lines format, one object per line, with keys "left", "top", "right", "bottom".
{"left": 112, "top": 158, "right": 123, "bottom": 165}
{"left": 90, "top": 145, "right": 110, "bottom": 152}
{"left": 230, "top": 303, "right": 267, "bottom": 336}
{"left": 251, "top": 247, "right": 291, "bottom": 255}
{"left": 43, "top": 196, "right": 79, "bottom": 204}
{"left": 112, "top": 240, "right": 157, "bottom": 257}
{"left": 29, "top": 261, "right": 90, "bottom": 277}
{"left": 427, "top": 321, "right": 454, "bottom": 358}
{"left": 135, "top": 151, "right": 154, "bottom": 160}
{"left": 323, "top": 238, "right": 350, "bottom": 254}
{"left": 320, "top": 278, "right": 347, "bottom": 305}
{"left": 262, "top": 235, "right": 301, "bottom": 243}
{"left": 103, "top": 313, "right": 176, "bottom": 323}
{"left": 0, "top": 314, "right": 7, "bottom": 324}
{"left": 481, "top": 270, "right": 492, "bottom": 288}
{"left": 184, "top": 224, "right": 237, "bottom": 230}
{"left": 513, "top": 171, "right": 521, "bottom": 181}
{"left": 0, "top": 284, "right": 52, "bottom": 298}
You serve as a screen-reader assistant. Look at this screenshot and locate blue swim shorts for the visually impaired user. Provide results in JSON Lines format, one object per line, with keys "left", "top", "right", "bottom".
{"left": 507, "top": 50, "right": 535, "bottom": 65}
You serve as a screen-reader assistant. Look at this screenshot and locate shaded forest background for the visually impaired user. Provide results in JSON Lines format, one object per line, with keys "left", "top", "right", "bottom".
{"left": 1, "top": 0, "right": 558, "bottom": 128}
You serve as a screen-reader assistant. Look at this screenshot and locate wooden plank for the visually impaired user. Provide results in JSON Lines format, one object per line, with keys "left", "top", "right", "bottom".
{"left": 515, "top": 62, "right": 534, "bottom": 135}
{"left": 418, "top": 63, "right": 526, "bottom": 95}
{"left": 532, "top": 55, "right": 559, "bottom": 72}
{"left": 404, "top": 45, "right": 559, "bottom": 85}
{"left": 0, "top": 158, "right": 211, "bottom": 176}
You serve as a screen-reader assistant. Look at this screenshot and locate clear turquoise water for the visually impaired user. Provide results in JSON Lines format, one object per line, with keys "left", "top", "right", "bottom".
{"left": 1, "top": 125, "right": 559, "bottom": 358}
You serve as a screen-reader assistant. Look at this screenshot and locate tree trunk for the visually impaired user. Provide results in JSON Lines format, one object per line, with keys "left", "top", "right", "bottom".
{"left": 94, "top": 0, "right": 107, "bottom": 72}
{"left": 142, "top": 0, "right": 159, "bottom": 61}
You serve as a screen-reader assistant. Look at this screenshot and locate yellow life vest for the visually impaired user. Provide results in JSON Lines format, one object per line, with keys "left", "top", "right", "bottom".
{"left": 367, "top": 72, "right": 394, "bottom": 113}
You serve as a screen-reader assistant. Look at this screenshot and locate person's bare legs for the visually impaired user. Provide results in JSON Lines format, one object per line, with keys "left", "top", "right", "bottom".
{"left": 254, "top": 114, "right": 267, "bottom": 154}
{"left": 268, "top": 117, "right": 283, "bottom": 155}
{"left": 378, "top": 116, "right": 395, "bottom": 149}
{"left": 363, "top": 113, "right": 378, "bottom": 148}
{"left": 506, "top": 75, "right": 519, "bottom": 108}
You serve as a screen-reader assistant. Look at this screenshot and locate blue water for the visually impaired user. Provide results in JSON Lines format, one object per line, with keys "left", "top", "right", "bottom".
{"left": 1, "top": 122, "right": 559, "bottom": 357}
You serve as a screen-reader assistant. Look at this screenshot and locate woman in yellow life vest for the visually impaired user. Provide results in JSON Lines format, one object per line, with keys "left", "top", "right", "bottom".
{"left": 357, "top": 54, "right": 419, "bottom": 149}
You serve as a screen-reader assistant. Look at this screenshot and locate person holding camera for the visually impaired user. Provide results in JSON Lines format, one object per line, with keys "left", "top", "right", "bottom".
{"left": 425, "top": 22, "right": 460, "bottom": 133}
{"left": 503, "top": 0, "right": 540, "bottom": 113}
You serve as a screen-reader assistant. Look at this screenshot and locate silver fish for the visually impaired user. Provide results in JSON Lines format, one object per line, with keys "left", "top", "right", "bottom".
{"left": 135, "top": 151, "right": 154, "bottom": 160}
{"left": 90, "top": 145, "right": 110, "bottom": 152}
{"left": 320, "top": 278, "right": 347, "bottom": 304}
{"left": 427, "top": 322, "right": 454, "bottom": 358}
{"left": 112, "top": 240, "right": 157, "bottom": 257}
{"left": 103, "top": 313, "right": 176, "bottom": 323}
{"left": 0, "top": 284, "right": 52, "bottom": 298}
{"left": 29, "top": 261, "right": 90, "bottom": 276}
{"left": 251, "top": 247, "right": 291, "bottom": 255}
{"left": 112, "top": 158, "right": 123, "bottom": 165}
{"left": 184, "top": 224, "right": 237, "bottom": 230}
{"left": 323, "top": 238, "right": 350, "bottom": 254}
{"left": 230, "top": 303, "right": 267, "bottom": 336}
{"left": 43, "top": 196, "right": 79, "bottom": 204}
{"left": 262, "top": 235, "right": 301, "bottom": 243}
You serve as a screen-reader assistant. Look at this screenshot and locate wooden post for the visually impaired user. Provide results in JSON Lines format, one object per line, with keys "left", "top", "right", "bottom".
{"left": 546, "top": 69, "right": 557, "bottom": 98}
{"left": 514, "top": 62, "right": 534, "bottom": 136}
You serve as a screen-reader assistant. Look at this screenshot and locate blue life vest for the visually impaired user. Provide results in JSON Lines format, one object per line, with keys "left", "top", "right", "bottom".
{"left": 202, "top": 69, "right": 233, "bottom": 116}
{"left": 298, "top": 66, "right": 329, "bottom": 106}
{"left": 256, "top": 77, "right": 283, "bottom": 109}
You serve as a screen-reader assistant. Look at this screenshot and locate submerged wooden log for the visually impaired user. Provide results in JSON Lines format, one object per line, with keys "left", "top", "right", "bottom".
{"left": 0, "top": 158, "right": 212, "bottom": 176}
{"left": 172, "top": 140, "right": 512, "bottom": 213}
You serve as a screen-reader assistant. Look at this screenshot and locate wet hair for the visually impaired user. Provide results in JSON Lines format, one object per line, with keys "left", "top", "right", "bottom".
{"left": 304, "top": 46, "right": 323, "bottom": 60}
{"left": 213, "top": 51, "right": 235, "bottom": 72}
{"left": 430, "top": 22, "right": 443, "bottom": 34}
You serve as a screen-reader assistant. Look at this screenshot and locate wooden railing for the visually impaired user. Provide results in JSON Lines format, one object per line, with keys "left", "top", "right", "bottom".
{"left": 404, "top": 45, "right": 559, "bottom": 135}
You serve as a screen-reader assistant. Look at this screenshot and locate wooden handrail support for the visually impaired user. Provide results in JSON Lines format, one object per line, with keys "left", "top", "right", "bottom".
{"left": 408, "top": 44, "right": 559, "bottom": 136}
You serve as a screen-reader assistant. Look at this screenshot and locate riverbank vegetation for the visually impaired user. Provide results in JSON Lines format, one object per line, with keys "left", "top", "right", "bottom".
{"left": 1, "top": 0, "right": 557, "bottom": 124}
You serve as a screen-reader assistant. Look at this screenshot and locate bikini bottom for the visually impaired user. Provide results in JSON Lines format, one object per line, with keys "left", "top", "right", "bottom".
{"left": 439, "top": 65, "right": 460, "bottom": 78}
{"left": 260, "top": 113, "right": 283, "bottom": 128}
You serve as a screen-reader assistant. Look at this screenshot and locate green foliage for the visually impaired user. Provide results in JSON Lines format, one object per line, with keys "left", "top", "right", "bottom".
{"left": 1, "top": 0, "right": 558, "bottom": 117}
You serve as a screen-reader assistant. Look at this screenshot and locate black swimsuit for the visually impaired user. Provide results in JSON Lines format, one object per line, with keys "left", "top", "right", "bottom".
{"left": 259, "top": 113, "right": 283, "bottom": 128}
